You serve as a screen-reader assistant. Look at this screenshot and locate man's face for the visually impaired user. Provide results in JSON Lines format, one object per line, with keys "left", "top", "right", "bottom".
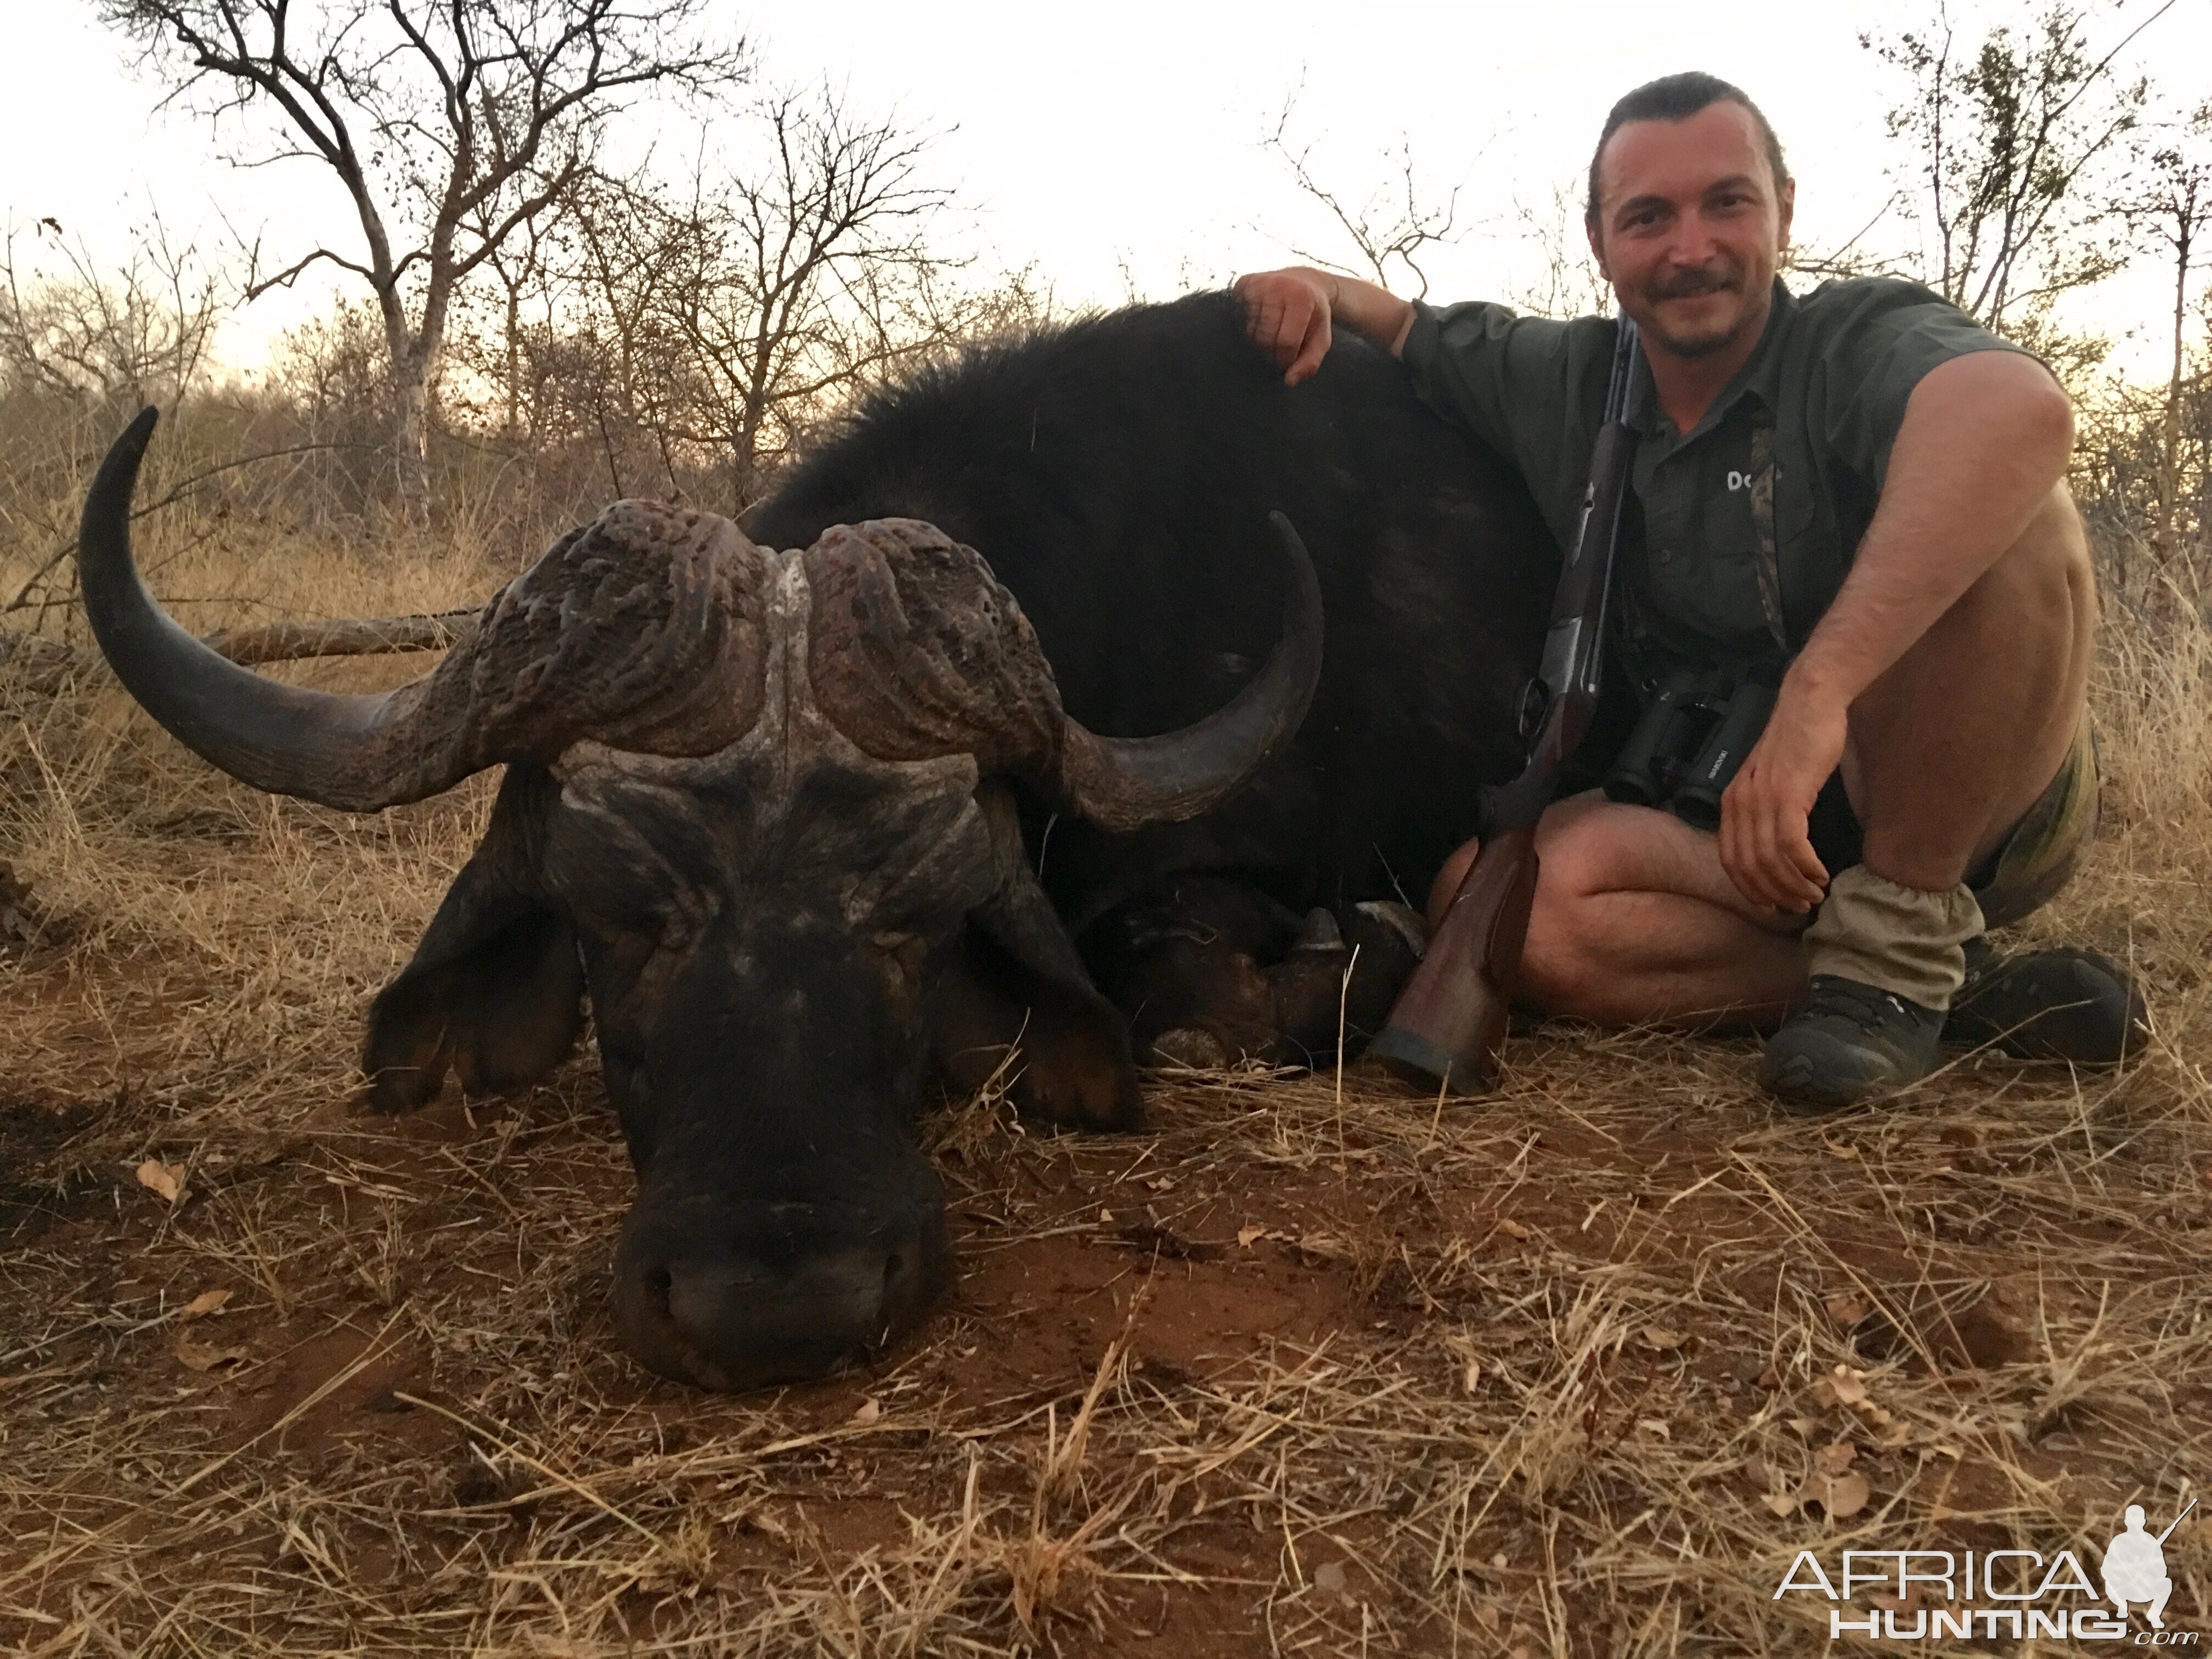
{"left": 1586, "top": 101, "right": 1795, "bottom": 362}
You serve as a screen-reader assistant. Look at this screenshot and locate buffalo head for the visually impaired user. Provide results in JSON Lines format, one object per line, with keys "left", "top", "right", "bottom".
{"left": 77, "top": 410, "right": 1321, "bottom": 1391}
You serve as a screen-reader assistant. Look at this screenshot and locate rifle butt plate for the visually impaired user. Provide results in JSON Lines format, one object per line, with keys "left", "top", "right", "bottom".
{"left": 1368, "top": 1025, "right": 1494, "bottom": 1097}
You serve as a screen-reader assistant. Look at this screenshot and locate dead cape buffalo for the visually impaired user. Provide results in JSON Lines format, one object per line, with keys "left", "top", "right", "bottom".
{"left": 76, "top": 291, "right": 1555, "bottom": 1392}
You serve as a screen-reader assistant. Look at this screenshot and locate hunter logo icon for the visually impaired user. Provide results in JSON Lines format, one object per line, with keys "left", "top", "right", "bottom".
{"left": 2105, "top": 1499, "right": 2194, "bottom": 1629}
{"left": 1774, "top": 1492, "right": 2203, "bottom": 1641}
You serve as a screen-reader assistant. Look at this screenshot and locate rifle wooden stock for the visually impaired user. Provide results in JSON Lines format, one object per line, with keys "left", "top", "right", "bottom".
{"left": 1368, "top": 825, "right": 1538, "bottom": 1093}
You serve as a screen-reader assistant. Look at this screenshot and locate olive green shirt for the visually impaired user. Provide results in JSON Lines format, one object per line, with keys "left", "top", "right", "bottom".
{"left": 1400, "top": 276, "right": 2032, "bottom": 683}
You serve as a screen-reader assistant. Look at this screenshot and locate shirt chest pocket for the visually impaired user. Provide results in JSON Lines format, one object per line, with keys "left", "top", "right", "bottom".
{"left": 1640, "top": 426, "right": 1790, "bottom": 662}
{"left": 1773, "top": 446, "right": 1852, "bottom": 641}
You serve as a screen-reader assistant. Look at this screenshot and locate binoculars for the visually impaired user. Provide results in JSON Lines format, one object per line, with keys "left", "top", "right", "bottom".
{"left": 1602, "top": 667, "right": 1777, "bottom": 831}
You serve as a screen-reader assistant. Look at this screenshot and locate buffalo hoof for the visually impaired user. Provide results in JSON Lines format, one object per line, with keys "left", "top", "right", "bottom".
{"left": 1269, "top": 900, "right": 1427, "bottom": 1062}
{"left": 1148, "top": 1025, "right": 1233, "bottom": 1069}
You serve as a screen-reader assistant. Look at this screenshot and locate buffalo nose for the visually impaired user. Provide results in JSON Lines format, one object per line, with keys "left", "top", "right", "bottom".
{"left": 613, "top": 1211, "right": 950, "bottom": 1392}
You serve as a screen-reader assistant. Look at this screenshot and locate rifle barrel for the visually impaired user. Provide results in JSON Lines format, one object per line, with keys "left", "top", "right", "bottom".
{"left": 2155, "top": 1497, "right": 2197, "bottom": 1545}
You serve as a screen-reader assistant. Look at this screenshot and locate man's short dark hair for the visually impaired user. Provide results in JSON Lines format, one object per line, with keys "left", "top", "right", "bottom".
{"left": 1584, "top": 72, "right": 1790, "bottom": 228}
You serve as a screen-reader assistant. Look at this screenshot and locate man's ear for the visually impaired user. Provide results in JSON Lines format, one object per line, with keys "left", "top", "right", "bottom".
{"left": 360, "top": 766, "right": 585, "bottom": 1113}
{"left": 1585, "top": 214, "right": 1610, "bottom": 283}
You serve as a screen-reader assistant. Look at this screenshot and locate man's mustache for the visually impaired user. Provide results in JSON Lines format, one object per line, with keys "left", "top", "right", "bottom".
{"left": 1645, "top": 264, "right": 1744, "bottom": 301}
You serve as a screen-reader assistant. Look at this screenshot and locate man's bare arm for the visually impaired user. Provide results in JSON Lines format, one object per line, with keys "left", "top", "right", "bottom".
{"left": 1234, "top": 267, "right": 1418, "bottom": 385}
{"left": 1718, "top": 349, "right": 2078, "bottom": 910}
{"left": 1785, "top": 352, "right": 2075, "bottom": 715}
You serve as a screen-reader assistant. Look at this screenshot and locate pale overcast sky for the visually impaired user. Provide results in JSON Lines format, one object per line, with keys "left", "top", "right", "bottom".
{"left": 5, "top": 0, "right": 2207, "bottom": 380}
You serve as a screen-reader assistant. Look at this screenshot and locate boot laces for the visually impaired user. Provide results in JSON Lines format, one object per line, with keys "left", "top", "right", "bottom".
{"left": 1810, "top": 977, "right": 1918, "bottom": 1037}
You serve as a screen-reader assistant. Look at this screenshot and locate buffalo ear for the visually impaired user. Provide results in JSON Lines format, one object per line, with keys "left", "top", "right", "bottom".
{"left": 938, "top": 784, "right": 1143, "bottom": 1131}
{"left": 360, "top": 768, "right": 585, "bottom": 1113}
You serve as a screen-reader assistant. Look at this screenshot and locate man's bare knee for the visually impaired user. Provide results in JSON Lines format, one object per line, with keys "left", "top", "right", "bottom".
{"left": 1514, "top": 826, "right": 1618, "bottom": 1016}
{"left": 1847, "top": 484, "right": 2094, "bottom": 886}
{"left": 1428, "top": 796, "right": 1626, "bottom": 933}
{"left": 1425, "top": 826, "right": 1615, "bottom": 1013}
{"left": 1517, "top": 910, "right": 1601, "bottom": 1015}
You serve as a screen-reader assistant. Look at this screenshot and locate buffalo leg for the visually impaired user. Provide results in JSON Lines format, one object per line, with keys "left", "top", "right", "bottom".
{"left": 934, "top": 928, "right": 1145, "bottom": 1131}
{"left": 1268, "top": 899, "right": 1428, "bottom": 1062}
{"left": 1080, "top": 876, "right": 1426, "bottom": 1068}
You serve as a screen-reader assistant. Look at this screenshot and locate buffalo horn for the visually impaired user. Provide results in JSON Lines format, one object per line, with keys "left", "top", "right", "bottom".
{"left": 1054, "top": 511, "right": 1323, "bottom": 833}
{"left": 78, "top": 409, "right": 483, "bottom": 812}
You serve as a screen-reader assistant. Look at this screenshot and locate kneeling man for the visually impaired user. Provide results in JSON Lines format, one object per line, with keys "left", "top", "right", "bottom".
{"left": 1237, "top": 71, "right": 2142, "bottom": 1111}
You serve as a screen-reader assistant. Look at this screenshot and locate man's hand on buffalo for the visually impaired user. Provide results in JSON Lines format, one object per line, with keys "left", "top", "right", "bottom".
{"left": 1234, "top": 267, "right": 1418, "bottom": 383}
{"left": 1718, "top": 676, "right": 1842, "bottom": 913}
{"left": 1236, "top": 268, "right": 1335, "bottom": 385}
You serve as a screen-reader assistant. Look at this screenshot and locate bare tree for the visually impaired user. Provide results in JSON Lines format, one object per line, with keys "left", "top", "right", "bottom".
{"left": 98, "top": 0, "right": 746, "bottom": 514}
{"left": 2120, "top": 99, "right": 2212, "bottom": 561}
{"left": 0, "top": 218, "right": 229, "bottom": 617}
{"left": 0, "top": 217, "right": 223, "bottom": 411}
{"left": 571, "top": 90, "right": 986, "bottom": 511}
{"left": 1863, "top": 0, "right": 2171, "bottom": 331}
{"left": 1260, "top": 100, "right": 1465, "bottom": 299}
{"left": 473, "top": 196, "right": 557, "bottom": 439}
{"left": 1500, "top": 183, "right": 1616, "bottom": 322}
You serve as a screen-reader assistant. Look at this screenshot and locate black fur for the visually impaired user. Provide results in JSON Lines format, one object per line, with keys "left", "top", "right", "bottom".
{"left": 354, "top": 291, "right": 1562, "bottom": 1391}
{"left": 750, "top": 290, "right": 1558, "bottom": 933}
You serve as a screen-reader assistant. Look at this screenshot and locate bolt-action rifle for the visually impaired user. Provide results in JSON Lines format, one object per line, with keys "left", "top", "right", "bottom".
{"left": 1368, "top": 318, "right": 1650, "bottom": 1093}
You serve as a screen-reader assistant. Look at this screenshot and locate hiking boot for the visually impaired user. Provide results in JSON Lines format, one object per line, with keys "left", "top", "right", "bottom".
{"left": 1945, "top": 939, "right": 2148, "bottom": 1063}
{"left": 1759, "top": 975, "right": 1945, "bottom": 1114}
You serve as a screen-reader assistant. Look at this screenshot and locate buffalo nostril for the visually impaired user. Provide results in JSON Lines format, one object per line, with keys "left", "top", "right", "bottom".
{"left": 613, "top": 1186, "right": 954, "bottom": 1392}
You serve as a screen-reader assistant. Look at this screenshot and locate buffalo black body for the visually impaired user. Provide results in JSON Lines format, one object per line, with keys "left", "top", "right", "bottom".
{"left": 78, "top": 289, "right": 1557, "bottom": 1395}
{"left": 752, "top": 291, "right": 1556, "bottom": 1053}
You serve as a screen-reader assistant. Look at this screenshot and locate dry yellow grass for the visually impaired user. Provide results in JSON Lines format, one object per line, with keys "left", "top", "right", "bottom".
{"left": 1, "top": 487, "right": 2209, "bottom": 1656}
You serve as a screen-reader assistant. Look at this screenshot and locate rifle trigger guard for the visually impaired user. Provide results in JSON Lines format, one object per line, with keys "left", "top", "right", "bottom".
{"left": 1472, "top": 783, "right": 1502, "bottom": 839}
{"left": 1516, "top": 678, "right": 1550, "bottom": 742}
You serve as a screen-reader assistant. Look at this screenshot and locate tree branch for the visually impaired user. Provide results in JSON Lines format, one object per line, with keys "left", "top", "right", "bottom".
{"left": 1, "top": 608, "right": 479, "bottom": 697}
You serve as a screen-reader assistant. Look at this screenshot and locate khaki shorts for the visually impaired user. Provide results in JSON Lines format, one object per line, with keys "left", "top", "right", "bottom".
{"left": 1807, "top": 719, "right": 2098, "bottom": 929}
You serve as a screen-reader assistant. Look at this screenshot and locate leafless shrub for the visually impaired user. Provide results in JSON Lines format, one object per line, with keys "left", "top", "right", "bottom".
{"left": 1260, "top": 94, "right": 1469, "bottom": 300}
